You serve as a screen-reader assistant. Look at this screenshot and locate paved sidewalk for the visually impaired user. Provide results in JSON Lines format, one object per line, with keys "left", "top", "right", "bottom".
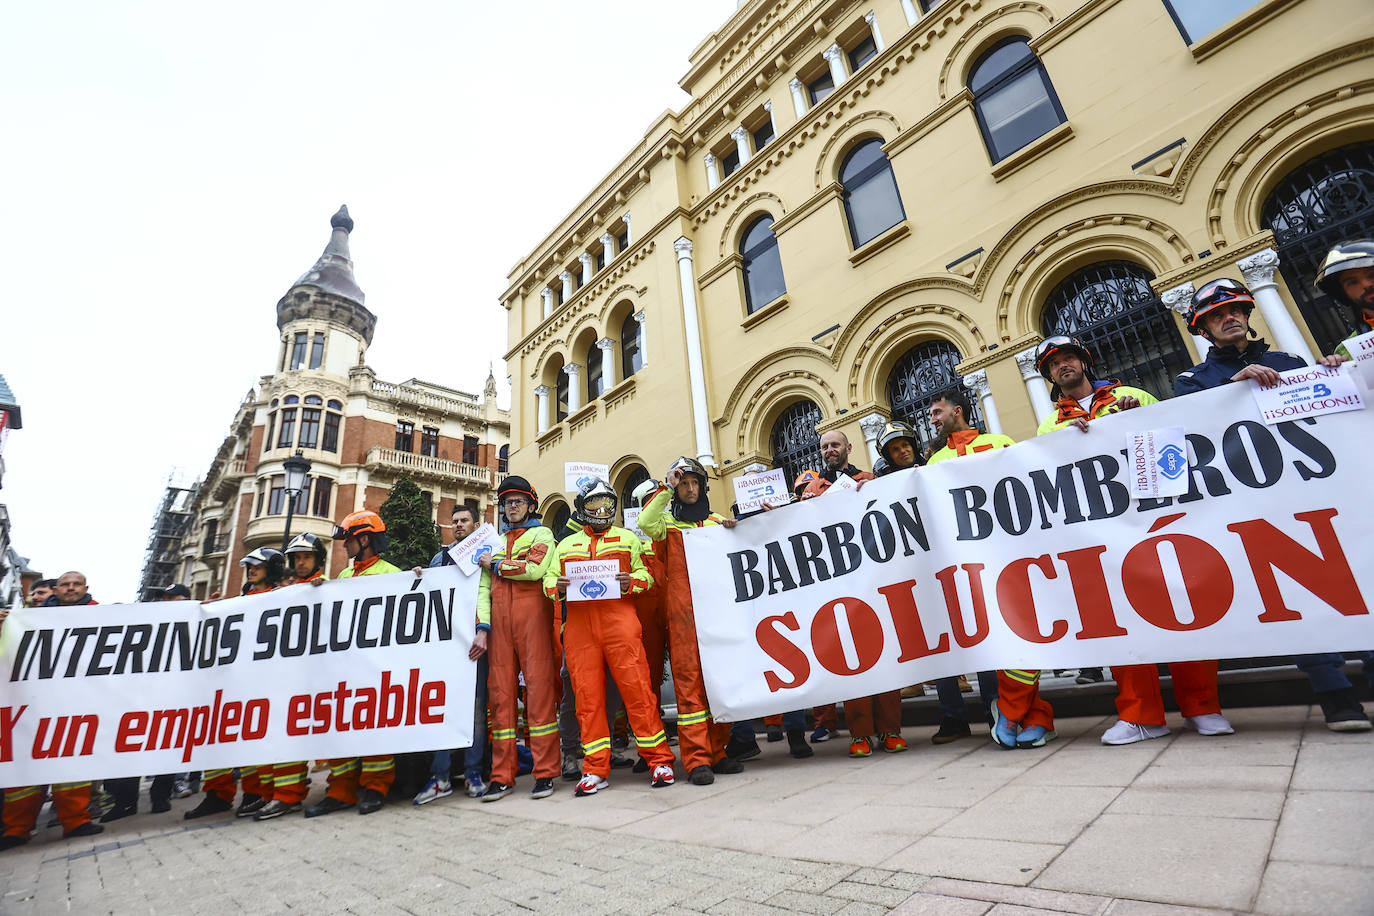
{"left": 1, "top": 705, "right": 1369, "bottom": 915}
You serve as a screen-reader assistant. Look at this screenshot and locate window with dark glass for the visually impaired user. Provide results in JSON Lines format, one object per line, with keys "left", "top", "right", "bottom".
{"left": 267, "top": 475, "right": 286, "bottom": 515}
{"left": 886, "top": 340, "right": 982, "bottom": 451}
{"left": 616, "top": 230, "right": 629, "bottom": 253}
{"left": 722, "top": 147, "right": 740, "bottom": 178}
{"left": 839, "top": 138, "right": 906, "bottom": 248}
{"left": 570, "top": 268, "right": 581, "bottom": 292}
{"left": 969, "top": 37, "right": 1066, "bottom": 163}
{"left": 395, "top": 421, "right": 414, "bottom": 452}
{"left": 1160, "top": 0, "right": 1260, "bottom": 44}
{"left": 264, "top": 412, "right": 276, "bottom": 453}
{"left": 555, "top": 285, "right": 565, "bottom": 307}
{"left": 312, "top": 477, "right": 333, "bottom": 517}
{"left": 807, "top": 71, "right": 835, "bottom": 106}
{"left": 293, "top": 479, "right": 310, "bottom": 515}
{"left": 322, "top": 410, "right": 340, "bottom": 452}
{"left": 298, "top": 408, "right": 320, "bottom": 449}
{"left": 918, "top": 0, "right": 937, "bottom": 11}
{"left": 847, "top": 34, "right": 877, "bottom": 73}
{"left": 277, "top": 408, "right": 296, "bottom": 449}
{"left": 462, "top": 435, "right": 479, "bottom": 465}
{"left": 752, "top": 119, "right": 774, "bottom": 152}
{"left": 284, "top": 395, "right": 298, "bottom": 405}
{"left": 595, "top": 250, "right": 605, "bottom": 272}
{"left": 621, "top": 313, "right": 642, "bottom": 379}
{"left": 420, "top": 426, "right": 439, "bottom": 457}
{"left": 620, "top": 465, "right": 649, "bottom": 509}
{"left": 741, "top": 215, "right": 786, "bottom": 313}
{"left": 289, "top": 332, "right": 308, "bottom": 370}
{"left": 203, "top": 518, "right": 218, "bottom": 554}
{"left": 770, "top": 400, "right": 824, "bottom": 484}
{"left": 309, "top": 332, "right": 325, "bottom": 369}
{"left": 255, "top": 480, "right": 266, "bottom": 516}
{"left": 556, "top": 367, "right": 570, "bottom": 422}
{"left": 586, "top": 341, "right": 604, "bottom": 401}
{"left": 548, "top": 502, "right": 570, "bottom": 538}
{"left": 498, "top": 444, "right": 509, "bottom": 473}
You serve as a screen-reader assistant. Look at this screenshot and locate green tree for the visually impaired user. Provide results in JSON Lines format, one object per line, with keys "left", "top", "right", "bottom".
{"left": 378, "top": 476, "right": 440, "bottom": 570}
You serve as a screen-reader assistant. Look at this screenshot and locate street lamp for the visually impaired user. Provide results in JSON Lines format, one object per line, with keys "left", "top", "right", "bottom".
{"left": 281, "top": 449, "right": 312, "bottom": 553}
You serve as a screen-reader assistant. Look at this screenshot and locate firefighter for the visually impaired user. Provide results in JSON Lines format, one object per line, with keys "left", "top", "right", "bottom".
{"left": 630, "top": 479, "right": 669, "bottom": 713}
{"left": 184, "top": 548, "right": 284, "bottom": 819}
{"left": 638, "top": 457, "right": 744, "bottom": 785}
{"left": 545, "top": 480, "right": 677, "bottom": 796}
{"left": 304, "top": 511, "right": 402, "bottom": 817}
{"left": 476, "top": 476, "right": 561, "bottom": 802}
{"left": 1315, "top": 239, "right": 1374, "bottom": 337}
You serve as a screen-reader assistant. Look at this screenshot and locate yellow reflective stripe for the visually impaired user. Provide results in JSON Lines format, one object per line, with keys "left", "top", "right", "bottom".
{"left": 204, "top": 768, "right": 233, "bottom": 779}
{"left": 635, "top": 731, "right": 666, "bottom": 747}
{"left": 1002, "top": 669, "right": 1040, "bottom": 685}
{"left": 4, "top": 786, "right": 41, "bottom": 801}
{"left": 239, "top": 766, "right": 258, "bottom": 776}
{"left": 361, "top": 758, "right": 393, "bottom": 772}
{"left": 582, "top": 737, "right": 612, "bottom": 754}
{"left": 677, "top": 709, "right": 711, "bottom": 725}
{"left": 329, "top": 761, "right": 359, "bottom": 776}
{"left": 528, "top": 721, "right": 559, "bottom": 737}
{"left": 273, "top": 763, "right": 307, "bottom": 784}
{"left": 492, "top": 728, "right": 518, "bottom": 740}
{"left": 52, "top": 781, "right": 91, "bottom": 791}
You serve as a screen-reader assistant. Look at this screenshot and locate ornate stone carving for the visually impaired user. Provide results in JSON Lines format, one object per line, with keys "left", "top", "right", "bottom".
{"left": 1014, "top": 347, "right": 1041, "bottom": 380}
{"left": 1161, "top": 281, "right": 1196, "bottom": 316}
{"left": 962, "top": 369, "right": 992, "bottom": 397}
{"left": 1237, "top": 247, "right": 1280, "bottom": 288}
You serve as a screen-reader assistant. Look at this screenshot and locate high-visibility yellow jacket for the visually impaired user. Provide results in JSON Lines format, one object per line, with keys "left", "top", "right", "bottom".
{"left": 927, "top": 429, "right": 1016, "bottom": 463}
{"left": 1037, "top": 380, "right": 1158, "bottom": 434}
{"left": 542, "top": 524, "right": 653, "bottom": 601}
{"left": 477, "top": 520, "right": 555, "bottom": 627}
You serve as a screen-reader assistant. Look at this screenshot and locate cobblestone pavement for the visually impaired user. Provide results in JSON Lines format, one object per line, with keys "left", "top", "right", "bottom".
{"left": 2, "top": 706, "right": 1370, "bottom": 915}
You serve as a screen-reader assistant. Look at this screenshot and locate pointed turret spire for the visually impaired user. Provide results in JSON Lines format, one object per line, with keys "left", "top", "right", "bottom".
{"left": 295, "top": 205, "right": 365, "bottom": 305}
{"left": 484, "top": 364, "right": 498, "bottom": 400}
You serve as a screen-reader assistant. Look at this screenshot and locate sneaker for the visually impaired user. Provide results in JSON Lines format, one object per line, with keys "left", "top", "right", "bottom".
{"left": 1317, "top": 688, "right": 1373, "bottom": 732}
{"left": 725, "top": 737, "right": 761, "bottom": 761}
{"left": 688, "top": 765, "right": 714, "bottom": 786}
{"left": 881, "top": 733, "right": 908, "bottom": 753}
{"left": 1184, "top": 713, "right": 1235, "bottom": 736}
{"left": 766, "top": 724, "right": 784, "bottom": 743}
{"left": 530, "top": 778, "right": 555, "bottom": 799}
{"left": 574, "top": 774, "right": 608, "bottom": 797}
{"left": 711, "top": 757, "right": 743, "bottom": 775}
{"left": 810, "top": 726, "right": 834, "bottom": 743}
{"left": 171, "top": 780, "right": 194, "bottom": 800}
{"left": 63, "top": 821, "right": 104, "bottom": 839}
{"left": 786, "top": 728, "right": 814, "bottom": 759}
{"left": 1076, "top": 668, "right": 1104, "bottom": 684}
{"left": 303, "top": 796, "right": 352, "bottom": 818}
{"left": 931, "top": 716, "right": 971, "bottom": 745}
{"left": 849, "top": 737, "right": 873, "bottom": 758}
{"left": 1102, "top": 720, "right": 1170, "bottom": 745}
{"left": 464, "top": 770, "right": 486, "bottom": 798}
{"left": 990, "top": 700, "right": 1019, "bottom": 749}
{"left": 254, "top": 799, "right": 301, "bottom": 820}
{"left": 651, "top": 765, "right": 675, "bottom": 788}
{"left": 413, "top": 777, "right": 453, "bottom": 806}
{"left": 561, "top": 753, "right": 582, "bottom": 781}
{"left": 480, "top": 782, "right": 512, "bottom": 803}
{"left": 234, "top": 793, "right": 266, "bottom": 818}
{"left": 1016, "top": 725, "right": 1057, "bottom": 748}
{"left": 183, "top": 794, "right": 233, "bottom": 820}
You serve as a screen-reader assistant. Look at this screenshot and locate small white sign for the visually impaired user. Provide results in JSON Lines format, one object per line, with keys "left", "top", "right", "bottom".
{"left": 732, "top": 468, "right": 788, "bottom": 514}
{"left": 565, "top": 461, "right": 611, "bottom": 492}
{"left": 1125, "top": 426, "right": 1189, "bottom": 499}
{"left": 447, "top": 523, "right": 503, "bottom": 576}
{"left": 565, "top": 559, "right": 620, "bottom": 602}
{"left": 829, "top": 473, "right": 859, "bottom": 493}
{"left": 1344, "top": 329, "right": 1374, "bottom": 382}
{"left": 1251, "top": 364, "right": 1365, "bottom": 426}
{"left": 622, "top": 507, "right": 646, "bottom": 539}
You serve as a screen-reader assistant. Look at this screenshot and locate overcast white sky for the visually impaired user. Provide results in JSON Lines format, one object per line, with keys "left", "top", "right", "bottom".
{"left": 2, "top": 0, "right": 738, "bottom": 603}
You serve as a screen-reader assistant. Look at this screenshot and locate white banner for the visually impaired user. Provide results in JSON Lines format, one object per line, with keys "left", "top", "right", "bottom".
{"left": 685, "top": 379, "right": 1374, "bottom": 721}
{"left": 0, "top": 568, "right": 478, "bottom": 784}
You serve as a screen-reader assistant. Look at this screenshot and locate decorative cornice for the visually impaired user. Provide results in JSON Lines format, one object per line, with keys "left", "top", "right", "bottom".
{"left": 937, "top": 2, "right": 1052, "bottom": 101}
{"left": 958, "top": 331, "right": 1039, "bottom": 375}
{"left": 715, "top": 346, "right": 835, "bottom": 427}
{"left": 1152, "top": 230, "right": 1277, "bottom": 290}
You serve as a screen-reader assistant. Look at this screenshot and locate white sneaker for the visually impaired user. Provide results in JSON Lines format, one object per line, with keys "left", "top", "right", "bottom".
{"left": 1101, "top": 720, "right": 1170, "bottom": 745}
{"left": 1184, "top": 713, "right": 1234, "bottom": 736}
{"left": 650, "top": 765, "right": 675, "bottom": 788}
{"left": 574, "top": 774, "right": 609, "bottom": 797}
{"left": 412, "top": 777, "right": 452, "bottom": 805}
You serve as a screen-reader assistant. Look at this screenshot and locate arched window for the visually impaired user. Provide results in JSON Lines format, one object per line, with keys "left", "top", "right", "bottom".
{"left": 556, "top": 366, "right": 570, "bottom": 422}
{"left": 839, "top": 138, "right": 906, "bottom": 248}
{"left": 1262, "top": 141, "right": 1374, "bottom": 353}
{"left": 741, "top": 215, "right": 786, "bottom": 313}
{"left": 547, "top": 501, "right": 571, "bottom": 540}
{"left": 886, "top": 340, "right": 981, "bottom": 452}
{"left": 586, "top": 340, "right": 604, "bottom": 401}
{"left": 968, "top": 37, "right": 1065, "bottom": 163}
{"left": 498, "top": 444, "right": 509, "bottom": 473}
{"left": 769, "top": 400, "right": 824, "bottom": 484}
{"left": 1041, "top": 261, "right": 1191, "bottom": 400}
{"left": 620, "top": 312, "right": 643, "bottom": 379}
{"left": 620, "top": 464, "right": 650, "bottom": 510}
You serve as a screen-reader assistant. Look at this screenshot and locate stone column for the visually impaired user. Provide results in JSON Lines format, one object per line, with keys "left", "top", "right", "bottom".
{"left": 789, "top": 77, "right": 807, "bottom": 118}
{"left": 1015, "top": 348, "right": 1054, "bottom": 419}
{"left": 859, "top": 413, "right": 888, "bottom": 467}
{"left": 823, "top": 43, "right": 848, "bottom": 87}
{"left": 540, "top": 287, "right": 553, "bottom": 319}
{"left": 633, "top": 309, "right": 648, "bottom": 367}
{"left": 731, "top": 126, "right": 751, "bottom": 166}
{"left": 601, "top": 233, "right": 614, "bottom": 264}
{"left": 560, "top": 270, "right": 573, "bottom": 302}
{"left": 1239, "top": 247, "right": 1316, "bottom": 364}
{"left": 622, "top": 213, "right": 632, "bottom": 246}
{"left": 534, "top": 385, "right": 550, "bottom": 434}
{"left": 1162, "top": 281, "right": 1208, "bottom": 358}
{"left": 565, "top": 363, "right": 582, "bottom": 414}
{"left": 579, "top": 252, "right": 593, "bottom": 285}
{"left": 899, "top": 0, "right": 919, "bottom": 25}
{"left": 674, "top": 237, "right": 716, "bottom": 466}
{"left": 865, "top": 11, "right": 885, "bottom": 51}
{"left": 705, "top": 153, "right": 721, "bottom": 190}
{"left": 597, "top": 338, "right": 617, "bottom": 390}
{"left": 962, "top": 369, "right": 1002, "bottom": 435}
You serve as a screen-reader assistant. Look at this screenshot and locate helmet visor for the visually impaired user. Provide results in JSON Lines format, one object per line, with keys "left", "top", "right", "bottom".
{"left": 583, "top": 494, "right": 616, "bottom": 520}
{"left": 1193, "top": 278, "right": 1252, "bottom": 308}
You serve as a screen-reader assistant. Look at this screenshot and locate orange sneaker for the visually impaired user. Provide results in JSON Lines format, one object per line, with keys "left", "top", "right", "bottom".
{"left": 848, "top": 737, "right": 872, "bottom": 758}
{"left": 881, "top": 733, "right": 908, "bottom": 753}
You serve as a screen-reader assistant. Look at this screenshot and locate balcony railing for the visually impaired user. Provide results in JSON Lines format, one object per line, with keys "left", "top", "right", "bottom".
{"left": 202, "top": 534, "right": 230, "bottom": 557}
{"left": 370, "top": 381, "right": 482, "bottom": 419}
{"left": 365, "top": 447, "right": 493, "bottom": 488}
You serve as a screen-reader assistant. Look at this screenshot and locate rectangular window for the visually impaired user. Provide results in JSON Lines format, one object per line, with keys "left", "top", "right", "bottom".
{"left": 298, "top": 408, "right": 321, "bottom": 449}
{"left": 309, "top": 332, "right": 325, "bottom": 369}
{"left": 395, "top": 421, "right": 414, "bottom": 452}
{"left": 420, "top": 426, "right": 439, "bottom": 457}
{"left": 277, "top": 408, "right": 296, "bottom": 449}
{"left": 264, "top": 412, "right": 276, "bottom": 453}
{"left": 322, "top": 412, "right": 340, "bottom": 452}
{"left": 570, "top": 269, "right": 581, "bottom": 292}
{"left": 616, "top": 230, "right": 629, "bottom": 254}
{"left": 1160, "top": 0, "right": 1259, "bottom": 44}
{"left": 918, "top": 0, "right": 936, "bottom": 10}
{"left": 256, "top": 480, "right": 266, "bottom": 517}
{"left": 752, "top": 119, "right": 774, "bottom": 152}
{"left": 595, "top": 251, "right": 605, "bottom": 272}
{"left": 808, "top": 71, "right": 835, "bottom": 106}
{"left": 848, "top": 35, "right": 877, "bottom": 73}
{"left": 498, "top": 445, "right": 509, "bottom": 473}
{"left": 294, "top": 480, "right": 310, "bottom": 515}
{"left": 312, "top": 478, "right": 333, "bottom": 517}
{"left": 462, "top": 435, "right": 479, "bottom": 465}
{"left": 722, "top": 147, "right": 740, "bottom": 178}
{"left": 289, "top": 332, "right": 308, "bottom": 370}
{"left": 268, "top": 475, "right": 286, "bottom": 515}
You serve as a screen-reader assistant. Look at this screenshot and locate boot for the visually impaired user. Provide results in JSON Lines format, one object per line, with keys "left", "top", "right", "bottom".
{"left": 786, "top": 729, "right": 813, "bottom": 759}
{"left": 183, "top": 794, "right": 233, "bottom": 820}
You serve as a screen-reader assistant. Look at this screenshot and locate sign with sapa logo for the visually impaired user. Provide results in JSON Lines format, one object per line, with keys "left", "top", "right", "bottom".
{"left": 578, "top": 579, "right": 609, "bottom": 600}
{"left": 1157, "top": 443, "right": 1187, "bottom": 480}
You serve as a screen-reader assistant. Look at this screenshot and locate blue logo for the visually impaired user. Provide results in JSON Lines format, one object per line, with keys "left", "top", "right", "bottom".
{"left": 578, "top": 579, "right": 609, "bottom": 599}
{"left": 1156, "top": 443, "right": 1187, "bottom": 480}
{"left": 575, "top": 475, "right": 596, "bottom": 489}
{"left": 471, "top": 545, "right": 494, "bottom": 566}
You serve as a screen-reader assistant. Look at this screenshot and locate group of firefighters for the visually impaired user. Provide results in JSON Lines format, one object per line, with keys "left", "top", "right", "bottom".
{"left": 4, "top": 241, "right": 1373, "bottom": 850}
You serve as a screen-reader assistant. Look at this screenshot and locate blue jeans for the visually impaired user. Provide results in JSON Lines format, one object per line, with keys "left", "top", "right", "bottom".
{"left": 1296, "top": 652, "right": 1374, "bottom": 693}
{"left": 730, "top": 710, "right": 805, "bottom": 743}
{"left": 935, "top": 671, "right": 998, "bottom": 721}
{"left": 432, "top": 654, "right": 489, "bottom": 779}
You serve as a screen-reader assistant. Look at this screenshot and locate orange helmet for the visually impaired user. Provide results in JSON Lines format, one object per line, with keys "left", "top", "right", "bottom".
{"left": 333, "top": 509, "right": 386, "bottom": 540}
{"left": 792, "top": 469, "right": 821, "bottom": 495}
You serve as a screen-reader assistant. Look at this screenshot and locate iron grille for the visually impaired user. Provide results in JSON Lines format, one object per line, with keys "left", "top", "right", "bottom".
{"left": 620, "top": 465, "right": 650, "bottom": 509}
{"left": 886, "top": 340, "right": 982, "bottom": 453}
{"left": 1041, "top": 261, "right": 1192, "bottom": 401}
{"left": 1262, "top": 141, "right": 1374, "bottom": 354}
{"left": 769, "top": 400, "right": 824, "bottom": 484}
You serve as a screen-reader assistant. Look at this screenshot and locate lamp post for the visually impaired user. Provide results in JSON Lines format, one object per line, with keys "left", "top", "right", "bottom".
{"left": 280, "top": 449, "right": 312, "bottom": 553}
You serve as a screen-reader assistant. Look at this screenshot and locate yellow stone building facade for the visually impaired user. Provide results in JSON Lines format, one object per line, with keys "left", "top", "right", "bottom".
{"left": 502, "top": 0, "right": 1374, "bottom": 526}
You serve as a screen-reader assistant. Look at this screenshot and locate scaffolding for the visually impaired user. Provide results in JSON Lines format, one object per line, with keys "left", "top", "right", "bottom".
{"left": 136, "top": 470, "right": 199, "bottom": 602}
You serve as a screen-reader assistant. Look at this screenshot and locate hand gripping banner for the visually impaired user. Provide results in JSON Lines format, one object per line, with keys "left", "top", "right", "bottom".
{"left": 686, "top": 377, "right": 1374, "bottom": 721}
{"left": 0, "top": 567, "right": 477, "bottom": 785}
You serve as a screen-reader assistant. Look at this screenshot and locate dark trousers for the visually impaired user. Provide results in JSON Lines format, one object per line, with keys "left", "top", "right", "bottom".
{"left": 107, "top": 774, "right": 175, "bottom": 810}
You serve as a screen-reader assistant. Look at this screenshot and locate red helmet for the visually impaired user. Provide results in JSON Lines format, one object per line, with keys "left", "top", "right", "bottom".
{"left": 1034, "top": 335, "right": 1095, "bottom": 380}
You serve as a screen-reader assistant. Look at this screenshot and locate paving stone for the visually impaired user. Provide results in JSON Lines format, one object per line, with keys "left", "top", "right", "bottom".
{"left": 1269, "top": 790, "right": 1374, "bottom": 868}
{"left": 890, "top": 893, "right": 993, "bottom": 915}
{"left": 880, "top": 836, "right": 1064, "bottom": 886}
{"left": 1289, "top": 742, "right": 1374, "bottom": 791}
{"left": 1105, "top": 786, "right": 1285, "bottom": 820}
{"left": 934, "top": 785, "right": 1121, "bottom": 844}
{"left": 920, "top": 878, "right": 1111, "bottom": 914}
{"left": 1254, "top": 861, "right": 1374, "bottom": 916}
{"left": 823, "top": 880, "right": 914, "bottom": 906}
{"left": 763, "top": 889, "right": 848, "bottom": 914}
